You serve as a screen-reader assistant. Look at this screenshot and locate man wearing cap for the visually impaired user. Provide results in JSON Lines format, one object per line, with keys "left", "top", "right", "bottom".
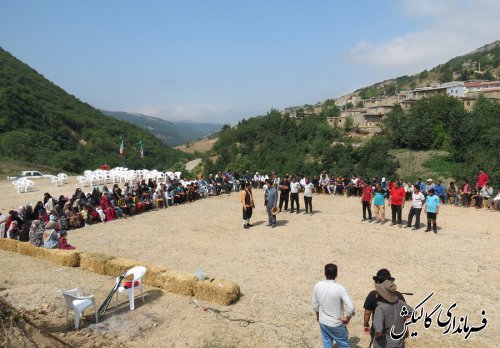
{"left": 372, "top": 278, "right": 413, "bottom": 348}
{"left": 312, "top": 263, "right": 355, "bottom": 348}
{"left": 424, "top": 178, "right": 434, "bottom": 196}
{"left": 363, "top": 269, "right": 406, "bottom": 341}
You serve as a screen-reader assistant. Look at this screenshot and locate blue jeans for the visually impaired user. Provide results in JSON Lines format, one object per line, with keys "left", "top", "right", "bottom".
{"left": 319, "top": 323, "right": 350, "bottom": 348}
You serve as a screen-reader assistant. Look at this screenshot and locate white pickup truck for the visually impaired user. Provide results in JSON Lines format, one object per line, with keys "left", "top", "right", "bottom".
{"left": 7, "top": 171, "right": 52, "bottom": 181}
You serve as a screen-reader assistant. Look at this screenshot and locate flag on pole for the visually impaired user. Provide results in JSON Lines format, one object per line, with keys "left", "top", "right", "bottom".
{"left": 119, "top": 136, "right": 124, "bottom": 157}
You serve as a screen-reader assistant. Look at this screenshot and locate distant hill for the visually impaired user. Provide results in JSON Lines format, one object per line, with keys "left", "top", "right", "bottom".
{"left": 102, "top": 110, "right": 223, "bottom": 147}
{"left": 0, "top": 47, "right": 186, "bottom": 173}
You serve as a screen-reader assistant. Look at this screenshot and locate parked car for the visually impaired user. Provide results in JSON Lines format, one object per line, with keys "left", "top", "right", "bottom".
{"left": 7, "top": 171, "right": 52, "bottom": 180}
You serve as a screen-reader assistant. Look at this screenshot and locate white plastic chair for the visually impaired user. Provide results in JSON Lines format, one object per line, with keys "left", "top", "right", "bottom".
{"left": 76, "top": 176, "right": 90, "bottom": 189}
{"left": 50, "top": 175, "right": 63, "bottom": 187}
{"left": 61, "top": 289, "right": 98, "bottom": 330}
{"left": 115, "top": 266, "right": 146, "bottom": 310}
{"left": 58, "top": 173, "right": 69, "bottom": 184}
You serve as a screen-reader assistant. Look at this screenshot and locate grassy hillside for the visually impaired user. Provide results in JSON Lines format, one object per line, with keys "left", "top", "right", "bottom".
{"left": 0, "top": 48, "right": 187, "bottom": 173}
{"left": 102, "top": 110, "right": 222, "bottom": 146}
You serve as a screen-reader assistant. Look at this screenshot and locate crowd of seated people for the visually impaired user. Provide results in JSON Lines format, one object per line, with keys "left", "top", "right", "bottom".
{"left": 0, "top": 172, "right": 253, "bottom": 245}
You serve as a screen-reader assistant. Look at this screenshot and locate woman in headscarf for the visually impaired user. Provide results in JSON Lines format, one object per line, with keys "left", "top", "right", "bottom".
{"left": 7, "top": 221, "right": 20, "bottom": 239}
{"left": 43, "top": 221, "right": 59, "bottom": 249}
{"left": 100, "top": 192, "right": 116, "bottom": 221}
{"left": 29, "top": 220, "right": 45, "bottom": 247}
{"left": 33, "top": 201, "right": 46, "bottom": 221}
{"left": 44, "top": 193, "right": 56, "bottom": 215}
{"left": 91, "top": 186, "right": 101, "bottom": 207}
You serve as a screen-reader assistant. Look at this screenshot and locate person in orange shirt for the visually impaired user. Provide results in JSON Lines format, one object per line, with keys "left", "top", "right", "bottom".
{"left": 241, "top": 182, "right": 255, "bottom": 229}
{"left": 389, "top": 180, "right": 406, "bottom": 227}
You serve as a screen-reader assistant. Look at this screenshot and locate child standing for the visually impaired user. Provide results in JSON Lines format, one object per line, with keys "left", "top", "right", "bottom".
{"left": 425, "top": 188, "right": 440, "bottom": 233}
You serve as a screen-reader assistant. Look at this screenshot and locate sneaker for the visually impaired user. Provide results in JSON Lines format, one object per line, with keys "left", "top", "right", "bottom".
{"left": 361, "top": 218, "right": 367, "bottom": 222}
{"left": 433, "top": 230, "right": 437, "bottom": 234}
{"left": 243, "top": 225, "right": 249, "bottom": 229}
{"left": 425, "top": 229, "right": 431, "bottom": 232}
{"left": 266, "top": 223, "right": 273, "bottom": 227}
{"left": 390, "top": 222, "right": 396, "bottom": 226}
{"left": 271, "top": 224, "right": 276, "bottom": 228}
{"left": 368, "top": 219, "right": 373, "bottom": 223}
{"left": 404, "top": 225, "right": 410, "bottom": 228}
{"left": 247, "top": 223, "right": 253, "bottom": 227}
{"left": 412, "top": 227, "right": 419, "bottom": 230}
{"left": 290, "top": 211, "right": 294, "bottom": 214}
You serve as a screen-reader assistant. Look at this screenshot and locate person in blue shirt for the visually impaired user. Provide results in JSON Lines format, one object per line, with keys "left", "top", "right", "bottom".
{"left": 434, "top": 180, "right": 446, "bottom": 203}
{"left": 424, "top": 188, "right": 440, "bottom": 233}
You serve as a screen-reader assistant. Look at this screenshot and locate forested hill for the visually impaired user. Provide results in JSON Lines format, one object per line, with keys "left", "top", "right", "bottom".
{"left": 0, "top": 47, "right": 186, "bottom": 173}
{"left": 102, "top": 110, "right": 222, "bottom": 147}
{"left": 205, "top": 110, "right": 398, "bottom": 178}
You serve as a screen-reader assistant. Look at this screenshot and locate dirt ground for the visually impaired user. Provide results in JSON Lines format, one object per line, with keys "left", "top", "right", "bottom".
{"left": 0, "top": 177, "right": 498, "bottom": 347}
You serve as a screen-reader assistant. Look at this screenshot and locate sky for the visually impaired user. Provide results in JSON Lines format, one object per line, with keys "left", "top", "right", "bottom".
{"left": 1, "top": 0, "right": 499, "bottom": 124}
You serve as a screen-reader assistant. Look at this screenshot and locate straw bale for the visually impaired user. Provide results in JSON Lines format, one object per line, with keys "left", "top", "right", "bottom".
{"left": 142, "top": 262, "right": 171, "bottom": 288}
{"left": 0, "top": 238, "right": 18, "bottom": 252}
{"left": 193, "top": 279, "right": 240, "bottom": 305}
{"left": 80, "top": 252, "right": 115, "bottom": 275}
{"left": 45, "top": 249, "right": 80, "bottom": 267}
{"left": 16, "top": 242, "right": 42, "bottom": 257}
{"left": 104, "top": 258, "right": 140, "bottom": 277}
{"left": 157, "top": 270, "right": 196, "bottom": 296}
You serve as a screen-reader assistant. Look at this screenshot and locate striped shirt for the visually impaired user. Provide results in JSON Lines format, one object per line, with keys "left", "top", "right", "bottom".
{"left": 312, "top": 280, "right": 355, "bottom": 327}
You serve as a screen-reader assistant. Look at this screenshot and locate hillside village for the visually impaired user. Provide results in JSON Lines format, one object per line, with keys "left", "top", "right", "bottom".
{"left": 283, "top": 79, "right": 500, "bottom": 133}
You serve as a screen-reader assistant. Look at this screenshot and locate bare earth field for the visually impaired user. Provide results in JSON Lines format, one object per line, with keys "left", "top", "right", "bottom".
{"left": 175, "top": 138, "right": 217, "bottom": 154}
{"left": 0, "top": 177, "right": 498, "bottom": 347}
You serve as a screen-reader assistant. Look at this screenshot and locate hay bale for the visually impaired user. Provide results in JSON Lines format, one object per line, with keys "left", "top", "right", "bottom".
{"left": 0, "top": 238, "right": 18, "bottom": 252}
{"left": 45, "top": 249, "right": 80, "bottom": 267}
{"left": 17, "top": 242, "right": 42, "bottom": 257}
{"left": 193, "top": 279, "right": 240, "bottom": 305}
{"left": 142, "top": 262, "right": 171, "bottom": 288}
{"left": 80, "top": 252, "right": 115, "bottom": 275}
{"left": 157, "top": 270, "right": 196, "bottom": 296}
{"left": 104, "top": 258, "right": 140, "bottom": 277}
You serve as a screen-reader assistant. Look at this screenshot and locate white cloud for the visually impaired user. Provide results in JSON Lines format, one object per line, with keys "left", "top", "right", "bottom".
{"left": 348, "top": 0, "right": 500, "bottom": 74}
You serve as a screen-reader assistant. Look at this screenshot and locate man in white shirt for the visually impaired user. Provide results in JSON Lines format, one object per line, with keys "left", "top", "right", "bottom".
{"left": 406, "top": 184, "right": 425, "bottom": 230}
{"left": 303, "top": 177, "right": 315, "bottom": 214}
{"left": 312, "top": 263, "right": 355, "bottom": 348}
{"left": 289, "top": 176, "right": 301, "bottom": 214}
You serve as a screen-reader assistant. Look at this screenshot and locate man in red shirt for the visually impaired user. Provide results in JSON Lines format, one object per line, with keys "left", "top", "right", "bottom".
{"left": 361, "top": 181, "right": 374, "bottom": 222}
{"left": 389, "top": 180, "right": 406, "bottom": 227}
{"left": 476, "top": 170, "right": 489, "bottom": 191}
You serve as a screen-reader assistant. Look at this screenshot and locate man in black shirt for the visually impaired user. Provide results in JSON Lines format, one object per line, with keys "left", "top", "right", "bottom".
{"left": 363, "top": 269, "right": 406, "bottom": 340}
{"left": 278, "top": 175, "right": 291, "bottom": 212}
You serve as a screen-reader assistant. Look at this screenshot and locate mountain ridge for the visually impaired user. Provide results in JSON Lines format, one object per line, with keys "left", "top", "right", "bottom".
{"left": 101, "top": 110, "right": 222, "bottom": 147}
